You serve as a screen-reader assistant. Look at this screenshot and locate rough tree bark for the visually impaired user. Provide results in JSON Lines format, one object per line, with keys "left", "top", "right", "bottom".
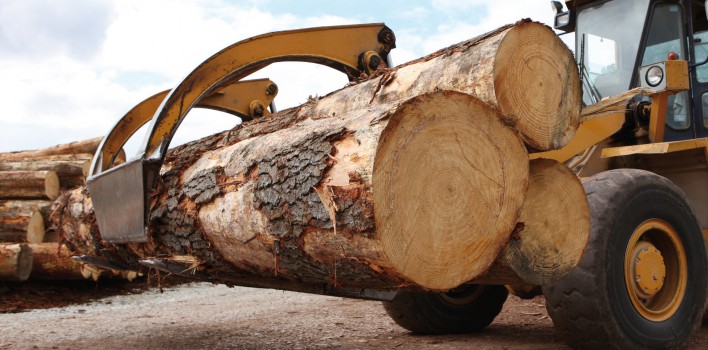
{"left": 54, "top": 21, "right": 585, "bottom": 292}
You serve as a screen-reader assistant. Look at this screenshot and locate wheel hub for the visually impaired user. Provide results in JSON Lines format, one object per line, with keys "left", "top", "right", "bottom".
{"left": 624, "top": 219, "right": 687, "bottom": 322}
{"left": 629, "top": 241, "right": 666, "bottom": 298}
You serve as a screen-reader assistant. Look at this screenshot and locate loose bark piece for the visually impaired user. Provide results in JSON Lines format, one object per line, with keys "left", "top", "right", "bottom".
{"left": 0, "top": 243, "right": 33, "bottom": 281}
{"left": 0, "top": 137, "right": 101, "bottom": 160}
{"left": 0, "top": 171, "right": 60, "bottom": 200}
{"left": 27, "top": 243, "right": 84, "bottom": 280}
{"left": 502, "top": 159, "right": 590, "bottom": 285}
{"left": 0, "top": 153, "right": 92, "bottom": 189}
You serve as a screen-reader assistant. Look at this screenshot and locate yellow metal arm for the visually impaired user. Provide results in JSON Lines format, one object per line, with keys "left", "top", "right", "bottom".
{"left": 91, "top": 79, "right": 278, "bottom": 174}
{"left": 141, "top": 23, "right": 395, "bottom": 158}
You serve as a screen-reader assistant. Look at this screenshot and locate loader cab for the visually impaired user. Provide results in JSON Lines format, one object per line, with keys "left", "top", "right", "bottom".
{"left": 556, "top": 0, "right": 708, "bottom": 140}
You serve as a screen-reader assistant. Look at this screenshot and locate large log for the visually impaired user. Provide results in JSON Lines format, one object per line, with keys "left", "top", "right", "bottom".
{"left": 0, "top": 243, "right": 33, "bottom": 281}
{"left": 0, "top": 200, "right": 50, "bottom": 243}
{"left": 26, "top": 243, "right": 84, "bottom": 280}
{"left": 0, "top": 171, "right": 60, "bottom": 200}
{"left": 55, "top": 21, "right": 584, "bottom": 292}
{"left": 0, "top": 137, "right": 101, "bottom": 160}
{"left": 501, "top": 159, "right": 590, "bottom": 285}
{"left": 321, "top": 20, "right": 580, "bottom": 151}
{"left": 59, "top": 91, "right": 529, "bottom": 291}
{"left": 0, "top": 154, "right": 92, "bottom": 189}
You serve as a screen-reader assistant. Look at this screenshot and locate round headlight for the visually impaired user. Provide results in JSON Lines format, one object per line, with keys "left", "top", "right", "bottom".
{"left": 645, "top": 66, "right": 664, "bottom": 87}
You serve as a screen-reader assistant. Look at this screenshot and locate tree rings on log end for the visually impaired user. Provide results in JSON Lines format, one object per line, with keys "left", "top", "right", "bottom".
{"left": 503, "top": 158, "right": 590, "bottom": 285}
{"left": 373, "top": 91, "right": 529, "bottom": 290}
{"left": 494, "top": 22, "right": 581, "bottom": 151}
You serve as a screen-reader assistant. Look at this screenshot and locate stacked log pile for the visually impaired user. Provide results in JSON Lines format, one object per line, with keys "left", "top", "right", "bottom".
{"left": 54, "top": 20, "right": 590, "bottom": 292}
{"left": 0, "top": 138, "right": 138, "bottom": 281}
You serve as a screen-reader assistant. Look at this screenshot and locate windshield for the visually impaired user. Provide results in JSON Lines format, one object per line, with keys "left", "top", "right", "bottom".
{"left": 576, "top": 0, "right": 651, "bottom": 105}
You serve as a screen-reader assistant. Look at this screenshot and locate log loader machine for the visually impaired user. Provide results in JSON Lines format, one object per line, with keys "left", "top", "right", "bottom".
{"left": 77, "top": 1, "right": 706, "bottom": 349}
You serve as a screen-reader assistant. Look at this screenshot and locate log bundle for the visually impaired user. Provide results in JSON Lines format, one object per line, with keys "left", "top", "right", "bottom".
{"left": 0, "top": 138, "right": 99, "bottom": 249}
{"left": 52, "top": 20, "right": 589, "bottom": 292}
{"left": 0, "top": 138, "right": 140, "bottom": 281}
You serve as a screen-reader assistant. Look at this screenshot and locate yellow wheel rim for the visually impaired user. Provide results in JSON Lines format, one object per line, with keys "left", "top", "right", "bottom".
{"left": 624, "top": 219, "right": 687, "bottom": 322}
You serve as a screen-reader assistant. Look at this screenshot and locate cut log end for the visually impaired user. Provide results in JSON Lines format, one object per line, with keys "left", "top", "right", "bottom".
{"left": 502, "top": 158, "right": 590, "bottom": 285}
{"left": 26, "top": 211, "right": 46, "bottom": 243}
{"left": 45, "top": 171, "right": 60, "bottom": 199}
{"left": 494, "top": 22, "right": 581, "bottom": 150}
{"left": 0, "top": 243, "right": 33, "bottom": 281}
{"left": 0, "top": 200, "right": 51, "bottom": 243}
{"left": 374, "top": 91, "right": 529, "bottom": 290}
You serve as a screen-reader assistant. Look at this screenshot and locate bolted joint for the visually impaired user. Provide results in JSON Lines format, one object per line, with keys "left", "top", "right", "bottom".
{"left": 266, "top": 83, "right": 278, "bottom": 96}
{"left": 359, "top": 51, "right": 384, "bottom": 75}
{"left": 377, "top": 26, "right": 396, "bottom": 50}
{"left": 250, "top": 100, "right": 266, "bottom": 118}
{"left": 368, "top": 54, "right": 381, "bottom": 70}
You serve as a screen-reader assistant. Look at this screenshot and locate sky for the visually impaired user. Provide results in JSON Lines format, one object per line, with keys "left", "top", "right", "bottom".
{"left": 0, "top": 0, "right": 568, "bottom": 155}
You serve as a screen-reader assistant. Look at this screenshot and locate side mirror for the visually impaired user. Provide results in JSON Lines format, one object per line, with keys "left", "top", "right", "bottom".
{"left": 554, "top": 11, "right": 576, "bottom": 32}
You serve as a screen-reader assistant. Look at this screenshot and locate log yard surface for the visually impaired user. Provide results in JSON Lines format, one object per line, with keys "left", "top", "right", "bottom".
{"left": 0, "top": 280, "right": 706, "bottom": 349}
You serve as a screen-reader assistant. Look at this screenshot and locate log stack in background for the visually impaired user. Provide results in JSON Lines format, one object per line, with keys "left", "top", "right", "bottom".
{"left": 0, "top": 138, "right": 139, "bottom": 281}
{"left": 53, "top": 20, "right": 590, "bottom": 292}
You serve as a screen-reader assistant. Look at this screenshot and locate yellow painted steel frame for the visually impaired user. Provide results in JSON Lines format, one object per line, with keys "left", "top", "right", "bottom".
{"left": 533, "top": 61, "right": 689, "bottom": 163}
{"left": 141, "top": 23, "right": 395, "bottom": 159}
{"left": 530, "top": 111, "right": 625, "bottom": 162}
{"left": 532, "top": 91, "right": 680, "bottom": 163}
{"left": 601, "top": 138, "right": 708, "bottom": 161}
{"left": 92, "top": 79, "right": 277, "bottom": 174}
{"left": 646, "top": 60, "right": 690, "bottom": 143}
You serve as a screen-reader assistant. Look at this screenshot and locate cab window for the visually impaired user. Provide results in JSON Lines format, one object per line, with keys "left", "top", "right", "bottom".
{"left": 641, "top": 3, "right": 691, "bottom": 130}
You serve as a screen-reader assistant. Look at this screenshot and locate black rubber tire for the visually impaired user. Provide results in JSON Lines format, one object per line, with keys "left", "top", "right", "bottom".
{"left": 382, "top": 284, "right": 508, "bottom": 334}
{"left": 542, "top": 169, "right": 707, "bottom": 349}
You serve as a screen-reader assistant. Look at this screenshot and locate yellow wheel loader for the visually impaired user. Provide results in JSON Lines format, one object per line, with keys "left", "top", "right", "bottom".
{"left": 536, "top": 1, "right": 708, "bottom": 348}
{"left": 386, "top": 1, "right": 708, "bottom": 347}
{"left": 78, "top": 1, "right": 706, "bottom": 349}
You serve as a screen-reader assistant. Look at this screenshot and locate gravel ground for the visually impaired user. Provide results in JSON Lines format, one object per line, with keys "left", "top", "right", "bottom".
{"left": 0, "top": 282, "right": 705, "bottom": 349}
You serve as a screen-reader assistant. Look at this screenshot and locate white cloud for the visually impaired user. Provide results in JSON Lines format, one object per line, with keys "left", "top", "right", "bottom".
{"left": 420, "top": 1, "right": 556, "bottom": 54}
{"left": 0, "top": 0, "right": 572, "bottom": 154}
{"left": 430, "top": 0, "right": 488, "bottom": 12}
{"left": 0, "top": 0, "right": 115, "bottom": 61}
{"left": 0, "top": 0, "right": 359, "bottom": 152}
